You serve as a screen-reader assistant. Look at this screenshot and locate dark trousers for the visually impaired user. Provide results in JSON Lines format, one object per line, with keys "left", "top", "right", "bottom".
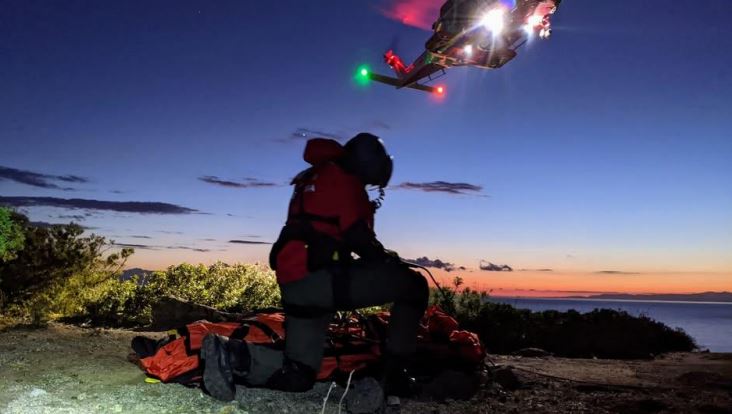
{"left": 242, "top": 260, "right": 429, "bottom": 386}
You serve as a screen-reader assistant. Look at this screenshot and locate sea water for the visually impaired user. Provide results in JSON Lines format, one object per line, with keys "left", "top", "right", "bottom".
{"left": 489, "top": 297, "right": 732, "bottom": 352}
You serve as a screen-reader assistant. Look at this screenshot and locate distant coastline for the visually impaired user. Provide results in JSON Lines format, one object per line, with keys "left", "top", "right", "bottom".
{"left": 559, "top": 291, "right": 732, "bottom": 303}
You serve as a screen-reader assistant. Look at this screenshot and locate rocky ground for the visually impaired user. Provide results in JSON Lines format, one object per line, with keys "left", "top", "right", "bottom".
{"left": 1, "top": 323, "right": 731, "bottom": 414}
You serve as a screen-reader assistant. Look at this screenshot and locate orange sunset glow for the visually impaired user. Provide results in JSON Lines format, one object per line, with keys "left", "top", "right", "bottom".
{"left": 124, "top": 246, "right": 731, "bottom": 298}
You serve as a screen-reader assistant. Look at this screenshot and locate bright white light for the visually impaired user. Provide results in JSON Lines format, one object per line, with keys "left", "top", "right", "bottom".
{"left": 523, "top": 25, "right": 533, "bottom": 35}
{"left": 481, "top": 8, "right": 505, "bottom": 34}
{"left": 463, "top": 44, "right": 473, "bottom": 55}
{"left": 527, "top": 14, "right": 543, "bottom": 27}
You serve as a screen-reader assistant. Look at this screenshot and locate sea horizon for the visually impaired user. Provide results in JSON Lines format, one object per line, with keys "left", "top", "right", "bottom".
{"left": 490, "top": 296, "right": 732, "bottom": 306}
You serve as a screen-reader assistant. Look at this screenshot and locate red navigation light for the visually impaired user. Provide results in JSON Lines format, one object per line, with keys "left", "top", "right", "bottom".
{"left": 436, "top": 86, "right": 445, "bottom": 95}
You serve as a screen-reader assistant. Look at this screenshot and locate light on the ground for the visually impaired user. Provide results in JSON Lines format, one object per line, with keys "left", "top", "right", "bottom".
{"left": 481, "top": 8, "right": 506, "bottom": 34}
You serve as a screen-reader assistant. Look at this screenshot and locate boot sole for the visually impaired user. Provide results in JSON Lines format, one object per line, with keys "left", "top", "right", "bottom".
{"left": 201, "top": 335, "right": 235, "bottom": 401}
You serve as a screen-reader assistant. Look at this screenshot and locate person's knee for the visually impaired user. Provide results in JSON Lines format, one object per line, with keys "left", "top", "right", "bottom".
{"left": 398, "top": 269, "right": 429, "bottom": 311}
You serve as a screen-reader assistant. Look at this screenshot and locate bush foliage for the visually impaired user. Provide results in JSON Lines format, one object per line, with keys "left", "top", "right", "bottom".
{"left": 0, "top": 210, "right": 132, "bottom": 321}
{"left": 428, "top": 276, "right": 696, "bottom": 359}
{"left": 463, "top": 302, "right": 696, "bottom": 359}
{"left": 0, "top": 210, "right": 279, "bottom": 326}
{"left": 82, "top": 262, "right": 280, "bottom": 327}
{"left": 0, "top": 207, "right": 25, "bottom": 263}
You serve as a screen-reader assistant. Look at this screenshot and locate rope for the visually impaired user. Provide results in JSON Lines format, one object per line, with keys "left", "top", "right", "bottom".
{"left": 508, "top": 365, "right": 673, "bottom": 391}
{"left": 320, "top": 381, "right": 337, "bottom": 414}
{"left": 337, "top": 369, "right": 356, "bottom": 414}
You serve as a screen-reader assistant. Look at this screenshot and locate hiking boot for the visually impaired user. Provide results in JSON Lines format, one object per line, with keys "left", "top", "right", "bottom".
{"left": 201, "top": 334, "right": 250, "bottom": 401}
{"left": 380, "top": 355, "right": 419, "bottom": 398}
{"left": 265, "top": 358, "right": 316, "bottom": 392}
{"left": 382, "top": 366, "right": 418, "bottom": 398}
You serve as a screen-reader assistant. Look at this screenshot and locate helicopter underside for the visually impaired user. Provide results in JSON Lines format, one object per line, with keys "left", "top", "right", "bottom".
{"left": 425, "top": 0, "right": 559, "bottom": 69}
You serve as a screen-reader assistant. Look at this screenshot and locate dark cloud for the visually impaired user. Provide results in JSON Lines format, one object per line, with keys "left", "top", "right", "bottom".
{"left": 200, "top": 238, "right": 217, "bottom": 241}
{"left": 112, "top": 243, "right": 212, "bottom": 252}
{"left": 158, "top": 230, "right": 184, "bottom": 234}
{"left": 229, "top": 239, "right": 271, "bottom": 245}
{"left": 479, "top": 261, "right": 513, "bottom": 272}
{"left": 282, "top": 126, "right": 393, "bottom": 143}
{"left": 166, "top": 245, "right": 211, "bottom": 252}
{"left": 519, "top": 268, "right": 553, "bottom": 272}
{"left": 288, "top": 128, "right": 344, "bottom": 142}
{"left": 394, "top": 181, "right": 483, "bottom": 195}
{"left": 198, "top": 176, "right": 278, "bottom": 189}
{"left": 130, "top": 235, "right": 152, "bottom": 239}
{"left": 369, "top": 120, "right": 391, "bottom": 130}
{"left": 113, "top": 243, "right": 155, "bottom": 250}
{"left": 595, "top": 270, "right": 640, "bottom": 275}
{"left": 57, "top": 214, "right": 86, "bottom": 221}
{"left": 405, "top": 256, "right": 456, "bottom": 272}
{"left": 0, "top": 165, "right": 88, "bottom": 190}
{"left": 0, "top": 196, "right": 197, "bottom": 214}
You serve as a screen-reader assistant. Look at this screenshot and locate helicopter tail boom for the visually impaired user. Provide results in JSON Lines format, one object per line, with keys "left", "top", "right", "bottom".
{"left": 368, "top": 72, "right": 442, "bottom": 94}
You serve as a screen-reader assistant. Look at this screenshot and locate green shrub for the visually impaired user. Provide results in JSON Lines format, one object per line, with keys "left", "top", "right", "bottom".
{"left": 0, "top": 211, "right": 279, "bottom": 327}
{"left": 463, "top": 302, "right": 696, "bottom": 358}
{"left": 0, "top": 211, "right": 131, "bottom": 320}
{"left": 145, "top": 262, "right": 280, "bottom": 312}
{"left": 0, "top": 207, "right": 25, "bottom": 263}
{"left": 428, "top": 276, "right": 487, "bottom": 320}
{"left": 428, "top": 284, "right": 696, "bottom": 359}
{"left": 81, "top": 262, "right": 281, "bottom": 327}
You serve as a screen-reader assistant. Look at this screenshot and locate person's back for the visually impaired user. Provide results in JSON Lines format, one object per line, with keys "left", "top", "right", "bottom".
{"left": 271, "top": 138, "right": 373, "bottom": 284}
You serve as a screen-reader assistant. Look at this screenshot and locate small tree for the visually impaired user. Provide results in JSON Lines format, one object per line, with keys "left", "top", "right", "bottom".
{"left": 0, "top": 207, "right": 25, "bottom": 263}
{"left": 452, "top": 275, "right": 464, "bottom": 289}
{"left": 0, "top": 211, "right": 132, "bottom": 321}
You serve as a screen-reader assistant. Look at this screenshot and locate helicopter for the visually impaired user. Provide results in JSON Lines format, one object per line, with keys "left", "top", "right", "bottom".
{"left": 357, "top": 0, "right": 561, "bottom": 94}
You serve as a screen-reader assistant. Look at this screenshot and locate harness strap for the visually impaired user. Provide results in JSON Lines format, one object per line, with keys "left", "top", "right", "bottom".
{"left": 245, "top": 319, "right": 284, "bottom": 343}
{"left": 229, "top": 320, "right": 284, "bottom": 344}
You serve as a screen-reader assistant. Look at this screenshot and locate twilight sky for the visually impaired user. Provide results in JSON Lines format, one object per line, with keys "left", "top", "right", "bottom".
{"left": 1, "top": 0, "right": 730, "bottom": 295}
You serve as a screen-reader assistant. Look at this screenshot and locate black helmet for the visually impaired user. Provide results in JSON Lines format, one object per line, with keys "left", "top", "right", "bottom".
{"left": 341, "top": 133, "right": 393, "bottom": 188}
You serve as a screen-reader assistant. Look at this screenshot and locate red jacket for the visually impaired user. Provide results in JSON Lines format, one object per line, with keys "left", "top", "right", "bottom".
{"left": 270, "top": 139, "right": 382, "bottom": 284}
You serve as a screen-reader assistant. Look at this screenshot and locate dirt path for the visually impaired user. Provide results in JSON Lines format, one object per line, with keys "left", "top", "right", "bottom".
{"left": 1, "top": 323, "right": 730, "bottom": 413}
